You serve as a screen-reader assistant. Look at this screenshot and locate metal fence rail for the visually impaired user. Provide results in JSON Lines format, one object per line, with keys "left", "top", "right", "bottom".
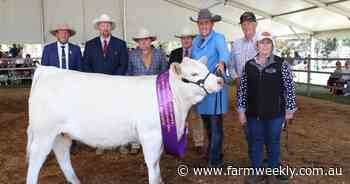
{"left": 0, "top": 58, "right": 39, "bottom": 87}
{"left": 291, "top": 56, "right": 349, "bottom": 96}
{"left": 0, "top": 56, "right": 349, "bottom": 94}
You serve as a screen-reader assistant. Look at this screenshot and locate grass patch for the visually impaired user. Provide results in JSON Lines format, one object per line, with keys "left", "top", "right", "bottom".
{"left": 296, "top": 84, "right": 350, "bottom": 105}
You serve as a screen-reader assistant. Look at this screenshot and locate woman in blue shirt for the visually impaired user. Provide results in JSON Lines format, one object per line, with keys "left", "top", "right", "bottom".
{"left": 125, "top": 28, "right": 168, "bottom": 154}
{"left": 127, "top": 28, "right": 168, "bottom": 76}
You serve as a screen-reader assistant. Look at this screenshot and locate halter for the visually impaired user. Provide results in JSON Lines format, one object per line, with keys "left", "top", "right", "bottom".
{"left": 181, "top": 72, "right": 211, "bottom": 95}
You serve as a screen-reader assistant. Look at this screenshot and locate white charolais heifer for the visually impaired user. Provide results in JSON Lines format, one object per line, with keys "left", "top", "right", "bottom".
{"left": 26, "top": 57, "right": 224, "bottom": 184}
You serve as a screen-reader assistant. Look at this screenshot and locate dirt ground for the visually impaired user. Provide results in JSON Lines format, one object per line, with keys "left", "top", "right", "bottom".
{"left": 0, "top": 88, "right": 349, "bottom": 184}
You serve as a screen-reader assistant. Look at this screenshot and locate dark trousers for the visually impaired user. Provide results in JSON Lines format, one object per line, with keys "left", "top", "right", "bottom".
{"left": 243, "top": 123, "right": 270, "bottom": 162}
{"left": 201, "top": 114, "right": 224, "bottom": 167}
{"left": 247, "top": 116, "right": 284, "bottom": 169}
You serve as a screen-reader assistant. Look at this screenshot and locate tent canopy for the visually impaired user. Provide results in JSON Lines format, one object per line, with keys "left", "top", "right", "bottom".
{"left": 1, "top": 0, "right": 350, "bottom": 44}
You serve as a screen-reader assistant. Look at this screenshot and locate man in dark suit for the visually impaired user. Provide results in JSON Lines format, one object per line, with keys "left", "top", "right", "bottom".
{"left": 169, "top": 27, "right": 206, "bottom": 154}
{"left": 82, "top": 14, "right": 128, "bottom": 75}
{"left": 82, "top": 14, "right": 128, "bottom": 155}
{"left": 41, "top": 23, "right": 82, "bottom": 153}
{"left": 41, "top": 24, "right": 82, "bottom": 71}
{"left": 169, "top": 27, "right": 196, "bottom": 65}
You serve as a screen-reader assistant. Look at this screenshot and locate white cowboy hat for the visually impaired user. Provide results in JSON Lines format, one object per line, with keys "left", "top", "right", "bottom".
{"left": 175, "top": 27, "right": 197, "bottom": 38}
{"left": 93, "top": 14, "right": 116, "bottom": 30}
{"left": 132, "top": 28, "right": 157, "bottom": 42}
{"left": 49, "top": 23, "right": 76, "bottom": 37}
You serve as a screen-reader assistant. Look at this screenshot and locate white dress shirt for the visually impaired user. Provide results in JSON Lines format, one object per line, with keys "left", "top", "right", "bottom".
{"left": 57, "top": 42, "right": 69, "bottom": 69}
{"left": 100, "top": 36, "right": 111, "bottom": 46}
{"left": 183, "top": 47, "right": 192, "bottom": 58}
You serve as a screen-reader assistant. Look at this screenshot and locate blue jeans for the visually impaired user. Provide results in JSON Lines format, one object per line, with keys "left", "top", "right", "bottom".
{"left": 247, "top": 116, "right": 284, "bottom": 169}
{"left": 243, "top": 123, "right": 269, "bottom": 163}
{"left": 201, "top": 115, "right": 224, "bottom": 167}
{"left": 242, "top": 124, "right": 252, "bottom": 161}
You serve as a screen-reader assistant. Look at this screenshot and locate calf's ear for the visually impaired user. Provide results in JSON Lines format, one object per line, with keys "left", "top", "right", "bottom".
{"left": 171, "top": 63, "right": 182, "bottom": 76}
{"left": 198, "top": 56, "right": 208, "bottom": 66}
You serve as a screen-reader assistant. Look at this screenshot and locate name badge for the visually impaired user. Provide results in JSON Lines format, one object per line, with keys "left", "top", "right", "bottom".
{"left": 265, "top": 68, "right": 277, "bottom": 74}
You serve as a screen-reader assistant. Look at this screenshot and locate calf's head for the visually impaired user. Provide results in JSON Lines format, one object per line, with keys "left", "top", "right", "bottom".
{"left": 169, "top": 57, "right": 224, "bottom": 105}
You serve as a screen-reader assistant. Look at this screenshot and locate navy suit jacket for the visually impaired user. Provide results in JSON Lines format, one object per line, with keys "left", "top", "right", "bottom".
{"left": 82, "top": 36, "right": 128, "bottom": 75}
{"left": 169, "top": 47, "right": 184, "bottom": 65}
{"left": 41, "top": 42, "right": 82, "bottom": 71}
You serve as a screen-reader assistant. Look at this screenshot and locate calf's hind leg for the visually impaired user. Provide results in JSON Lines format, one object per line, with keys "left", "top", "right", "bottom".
{"left": 26, "top": 135, "right": 56, "bottom": 184}
{"left": 53, "top": 134, "right": 80, "bottom": 184}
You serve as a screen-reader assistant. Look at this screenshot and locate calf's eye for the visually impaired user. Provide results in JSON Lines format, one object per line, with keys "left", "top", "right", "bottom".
{"left": 191, "top": 73, "right": 198, "bottom": 77}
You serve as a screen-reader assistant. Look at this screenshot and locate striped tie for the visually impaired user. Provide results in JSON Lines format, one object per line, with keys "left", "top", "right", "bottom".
{"left": 61, "top": 46, "right": 66, "bottom": 69}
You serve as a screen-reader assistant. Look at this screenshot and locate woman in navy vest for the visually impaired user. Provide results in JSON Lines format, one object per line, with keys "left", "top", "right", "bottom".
{"left": 236, "top": 32, "right": 297, "bottom": 184}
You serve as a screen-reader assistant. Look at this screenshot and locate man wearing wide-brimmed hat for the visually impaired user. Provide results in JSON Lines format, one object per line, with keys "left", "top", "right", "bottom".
{"left": 168, "top": 27, "right": 206, "bottom": 153}
{"left": 190, "top": 8, "right": 230, "bottom": 168}
{"left": 82, "top": 14, "right": 128, "bottom": 75}
{"left": 169, "top": 27, "right": 196, "bottom": 65}
{"left": 82, "top": 14, "right": 128, "bottom": 155}
{"left": 41, "top": 23, "right": 82, "bottom": 71}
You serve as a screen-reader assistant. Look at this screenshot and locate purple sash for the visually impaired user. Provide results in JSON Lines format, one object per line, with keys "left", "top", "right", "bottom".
{"left": 156, "top": 71, "right": 187, "bottom": 157}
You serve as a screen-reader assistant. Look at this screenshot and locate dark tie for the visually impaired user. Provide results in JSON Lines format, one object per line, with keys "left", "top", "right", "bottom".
{"left": 103, "top": 39, "right": 108, "bottom": 57}
{"left": 61, "top": 46, "right": 66, "bottom": 69}
{"left": 184, "top": 49, "right": 189, "bottom": 57}
{"left": 200, "top": 38, "right": 205, "bottom": 47}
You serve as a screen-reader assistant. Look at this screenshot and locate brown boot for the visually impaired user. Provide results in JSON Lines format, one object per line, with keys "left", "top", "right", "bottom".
{"left": 266, "top": 175, "right": 281, "bottom": 184}
{"left": 244, "top": 175, "right": 265, "bottom": 184}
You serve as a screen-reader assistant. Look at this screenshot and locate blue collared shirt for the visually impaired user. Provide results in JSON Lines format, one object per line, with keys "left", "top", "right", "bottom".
{"left": 191, "top": 30, "right": 230, "bottom": 115}
{"left": 127, "top": 48, "right": 168, "bottom": 76}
